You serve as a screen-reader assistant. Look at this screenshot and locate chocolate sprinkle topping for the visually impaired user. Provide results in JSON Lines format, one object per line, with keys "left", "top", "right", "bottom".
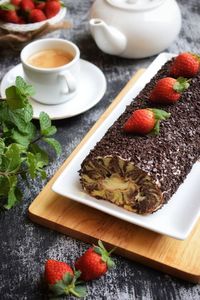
{"left": 80, "top": 59, "right": 200, "bottom": 206}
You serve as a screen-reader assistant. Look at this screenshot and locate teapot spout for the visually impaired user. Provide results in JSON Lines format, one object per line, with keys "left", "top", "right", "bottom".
{"left": 89, "top": 18, "right": 127, "bottom": 56}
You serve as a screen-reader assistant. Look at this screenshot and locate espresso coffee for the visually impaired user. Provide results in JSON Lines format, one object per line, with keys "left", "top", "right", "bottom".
{"left": 27, "top": 49, "right": 74, "bottom": 68}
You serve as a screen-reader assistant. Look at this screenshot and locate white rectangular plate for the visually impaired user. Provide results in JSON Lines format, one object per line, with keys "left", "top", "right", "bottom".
{"left": 52, "top": 52, "right": 200, "bottom": 240}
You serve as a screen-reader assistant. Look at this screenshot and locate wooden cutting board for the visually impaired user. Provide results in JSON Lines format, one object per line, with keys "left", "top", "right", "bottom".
{"left": 29, "top": 69, "right": 200, "bottom": 283}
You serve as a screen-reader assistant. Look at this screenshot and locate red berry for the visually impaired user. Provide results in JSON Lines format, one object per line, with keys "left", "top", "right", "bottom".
{"left": 170, "top": 52, "right": 200, "bottom": 78}
{"left": 44, "top": 259, "right": 86, "bottom": 297}
{"left": 123, "top": 108, "right": 170, "bottom": 135}
{"left": 123, "top": 109, "right": 155, "bottom": 134}
{"left": 3, "top": 10, "right": 20, "bottom": 23}
{"left": 11, "top": 0, "right": 21, "bottom": 6}
{"left": 44, "top": 0, "right": 60, "bottom": 18}
{"left": 45, "top": 259, "right": 73, "bottom": 285}
{"left": 75, "top": 240, "right": 115, "bottom": 281}
{"left": 29, "top": 8, "right": 46, "bottom": 22}
{"left": 149, "top": 77, "right": 189, "bottom": 104}
{"left": 35, "top": 2, "right": 46, "bottom": 10}
{"left": 20, "top": 0, "right": 34, "bottom": 12}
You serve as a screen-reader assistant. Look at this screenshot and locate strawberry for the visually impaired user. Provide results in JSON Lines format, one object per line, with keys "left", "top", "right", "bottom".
{"left": 20, "top": 0, "right": 34, "bottom": 12}
{"left": 44, "top": 0, "right": 60, "bottom": 18}
{"left": 44, "top": 259, "right": 86, "bottom": 298}
{"left": 123, "top": 108, "right": 170, "bottom": 135}
{"left": 29, "top": 8, "right": 46, "bottom": 22}
{"left": 149, "top": 77, "right": 189, "bottom": 104}
{"left": 75, "top": 240, "right": 115, "bottom": 281}
{"left": 11, "top": 0, "right": 21, "bottom": 7}
{"left": 35, "top": 2, "right": 46, "bottom": 10}
{"left": 3, "top": 9, "right": 20, "bottom": 23}
{"left": 170, "top": 52, "right": 200, "bottom": 78}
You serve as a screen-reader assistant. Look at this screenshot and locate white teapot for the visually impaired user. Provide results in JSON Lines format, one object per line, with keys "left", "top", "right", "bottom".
{"left": 89, "top": 0, "right": 181, "bottom": 58}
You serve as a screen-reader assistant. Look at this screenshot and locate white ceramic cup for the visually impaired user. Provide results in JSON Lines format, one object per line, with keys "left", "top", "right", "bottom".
{"left": 20, "top": 38, "right": 80, "bottom": 105}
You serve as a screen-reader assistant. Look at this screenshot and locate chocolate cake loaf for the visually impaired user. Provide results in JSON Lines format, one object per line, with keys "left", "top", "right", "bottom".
{"left": 79, "top": 58, "right": 200, "bottom": 215}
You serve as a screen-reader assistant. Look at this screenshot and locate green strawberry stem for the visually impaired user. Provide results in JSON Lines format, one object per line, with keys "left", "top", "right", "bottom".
{"left": 94, "top": 240, "right": 115, "bottom": 269}
{"left": 149, "top": 108, "right": 170, "bottom": 135}
{"left": 173, "top": 77, "right": 190, "bottom": 93}
{"left": 50, "top": 271, "right": 86, "bottom": 298}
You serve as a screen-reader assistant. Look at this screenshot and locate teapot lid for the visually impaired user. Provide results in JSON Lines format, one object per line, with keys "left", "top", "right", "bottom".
{"left": 106, "top": 0, "right": 165, "bottom": 11}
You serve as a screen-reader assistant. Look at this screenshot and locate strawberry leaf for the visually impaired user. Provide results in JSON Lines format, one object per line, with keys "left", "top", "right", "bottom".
{"left": 73, "top": 285, "right": 87, "bottom": 298}
{"left": 49, "top": 281, "right": 66, "bottom": 296}
{"left": 62, "top": 272, "right": 73, "bottom": 285}
{"left": 0, "top": 3, "right": 15, "bottom": 10}
{"left": 173, "top": 77, "right": 190, "bottom": 93}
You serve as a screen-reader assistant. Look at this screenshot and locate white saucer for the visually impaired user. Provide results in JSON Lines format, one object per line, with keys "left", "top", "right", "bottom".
{"left": 0, "top": 59, "right": 107, "bottom": 120}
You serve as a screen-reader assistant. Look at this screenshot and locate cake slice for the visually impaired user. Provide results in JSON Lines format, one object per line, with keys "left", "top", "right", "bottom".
{"left": 79, "top": 58, "right": 200, "bottom": 215}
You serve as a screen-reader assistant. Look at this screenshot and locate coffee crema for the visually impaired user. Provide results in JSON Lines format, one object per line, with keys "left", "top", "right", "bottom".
{"left": 27, "top": 49, "right": 74, "bottom": 68}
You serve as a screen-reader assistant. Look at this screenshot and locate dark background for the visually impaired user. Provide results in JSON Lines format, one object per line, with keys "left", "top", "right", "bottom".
{"left": 0, "top": 0, "right": 200, "bottom": 299}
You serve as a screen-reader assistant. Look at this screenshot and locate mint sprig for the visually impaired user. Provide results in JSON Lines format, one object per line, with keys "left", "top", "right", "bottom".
{"left": 0, "top": 76, "right": 62, "bottom": 210}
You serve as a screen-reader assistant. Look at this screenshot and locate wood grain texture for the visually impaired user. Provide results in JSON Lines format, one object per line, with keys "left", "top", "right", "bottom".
{"left": 29, "top": 70, "right": 200, "bottom": 284}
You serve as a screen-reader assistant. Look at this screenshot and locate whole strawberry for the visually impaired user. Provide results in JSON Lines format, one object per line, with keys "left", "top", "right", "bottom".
{"left": 2, "top": 9, "right": 20, "bottom": 23}
{"left": 149, "top": 77, "right": 189, "bottom": 104}
{"left": 170, "top": 52, "right": 200, "bottom": 78}
{"left": 44, "top": 0, "right": 61, "bottom": 18}
{"left": 44, "top": 259, "right": 86, "bottom": 298}
{"left": 20, "top": 0, "right": 34, "bottom": 12}
{"left": 29, "top": 8, "right": 46, "bottom": 22}
{"left": 75, "top": 240, "right": 115, "bottom": 281}
{"left": 11, "top": 0, "right": 21, "bottom": 7}
{"left": 123, "top": 108, "right": 170, "bottom": 135}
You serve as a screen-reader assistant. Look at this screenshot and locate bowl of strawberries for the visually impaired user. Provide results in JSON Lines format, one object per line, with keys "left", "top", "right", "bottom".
{"left": 0, "top": 0, "right": 66, "bottom": 32}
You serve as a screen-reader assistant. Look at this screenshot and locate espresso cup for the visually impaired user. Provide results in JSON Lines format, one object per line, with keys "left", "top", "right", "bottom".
{"left": 20, "top": 38, "right": 80, "bottom": 105}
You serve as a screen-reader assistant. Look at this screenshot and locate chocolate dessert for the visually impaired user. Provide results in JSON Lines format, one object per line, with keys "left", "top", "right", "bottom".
{"left": 79, "top": 58, "right": 200, "bottom": 215}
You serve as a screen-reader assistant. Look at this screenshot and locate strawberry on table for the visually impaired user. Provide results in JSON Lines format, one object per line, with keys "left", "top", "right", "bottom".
{"left": 170, "top": 52, "right": 200, "bottom": 78}
{"left": 29, "top": 8, "right": 46, "bottom": 22}
{"left": 123, "top": 108, "right": 170, "bottom": 135}
{"left": 149, "top": 77, "right": 189, "bottom": 104}
{"left": 44, "top": 259, "right": 86, "bottom": 298}
{"left": 44, "top": 0, "right": 61, "bottom": 18}
{"left": 75, "top": 240, "right": 115, "bottom": 281}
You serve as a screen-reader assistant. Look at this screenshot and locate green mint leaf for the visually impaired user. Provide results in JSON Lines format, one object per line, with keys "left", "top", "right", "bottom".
{"left": 39, "top": 112, "right": 51, "bottom": 134}
{"left": 29, "top": 144, "right": 49, "bottom": 165}
{"left": 9, "top": 110, "right": 36, "bottom": 134}
{"left": 26, "top": 151, "right": 48, "bottom": 179}
{"left": 4, "top": 176, "right": 22, "bottom": 210}
{"left": 15, "top": 76, "right": 35, "bottom": 98}
{"left": 5, "top": 144, "right": 22, "bottom": 172}
{"left": 23, "top": 103, "right": 33, "bottom": 123}
{"left": 5, "top": 86, "right": 25, "bottom": 109}
{"left": 10, "top": 129, "right": 33, "bottom": 147}
{"left": 0, "top": 176, "right": 10, "bottom": 196}
{"left": 40, "top": 169, "right": 47, "bottom": 180}
{"left": 0, "top": 156, "right": 10, "bottom": 172}
{"left": 0, "top": 139, "right": 5, "bottom": 155}
{"left": 43, "top": 138, "right": 62, "bottom": 156}
{"left": 27, "top": 152, "right": 37, "bottom": 178}
{"left": 42, "top": 126, "right": 57, "bottom": 137}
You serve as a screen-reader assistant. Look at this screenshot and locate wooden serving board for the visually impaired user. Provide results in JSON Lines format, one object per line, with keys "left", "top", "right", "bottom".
{"left": 29, "top": 70, "right": 200, "bottom": 283}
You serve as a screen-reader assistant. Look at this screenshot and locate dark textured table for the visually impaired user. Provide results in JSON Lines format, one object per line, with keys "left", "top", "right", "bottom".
{"left": 1, "top": 0, "right": 200, "bottom": 299}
